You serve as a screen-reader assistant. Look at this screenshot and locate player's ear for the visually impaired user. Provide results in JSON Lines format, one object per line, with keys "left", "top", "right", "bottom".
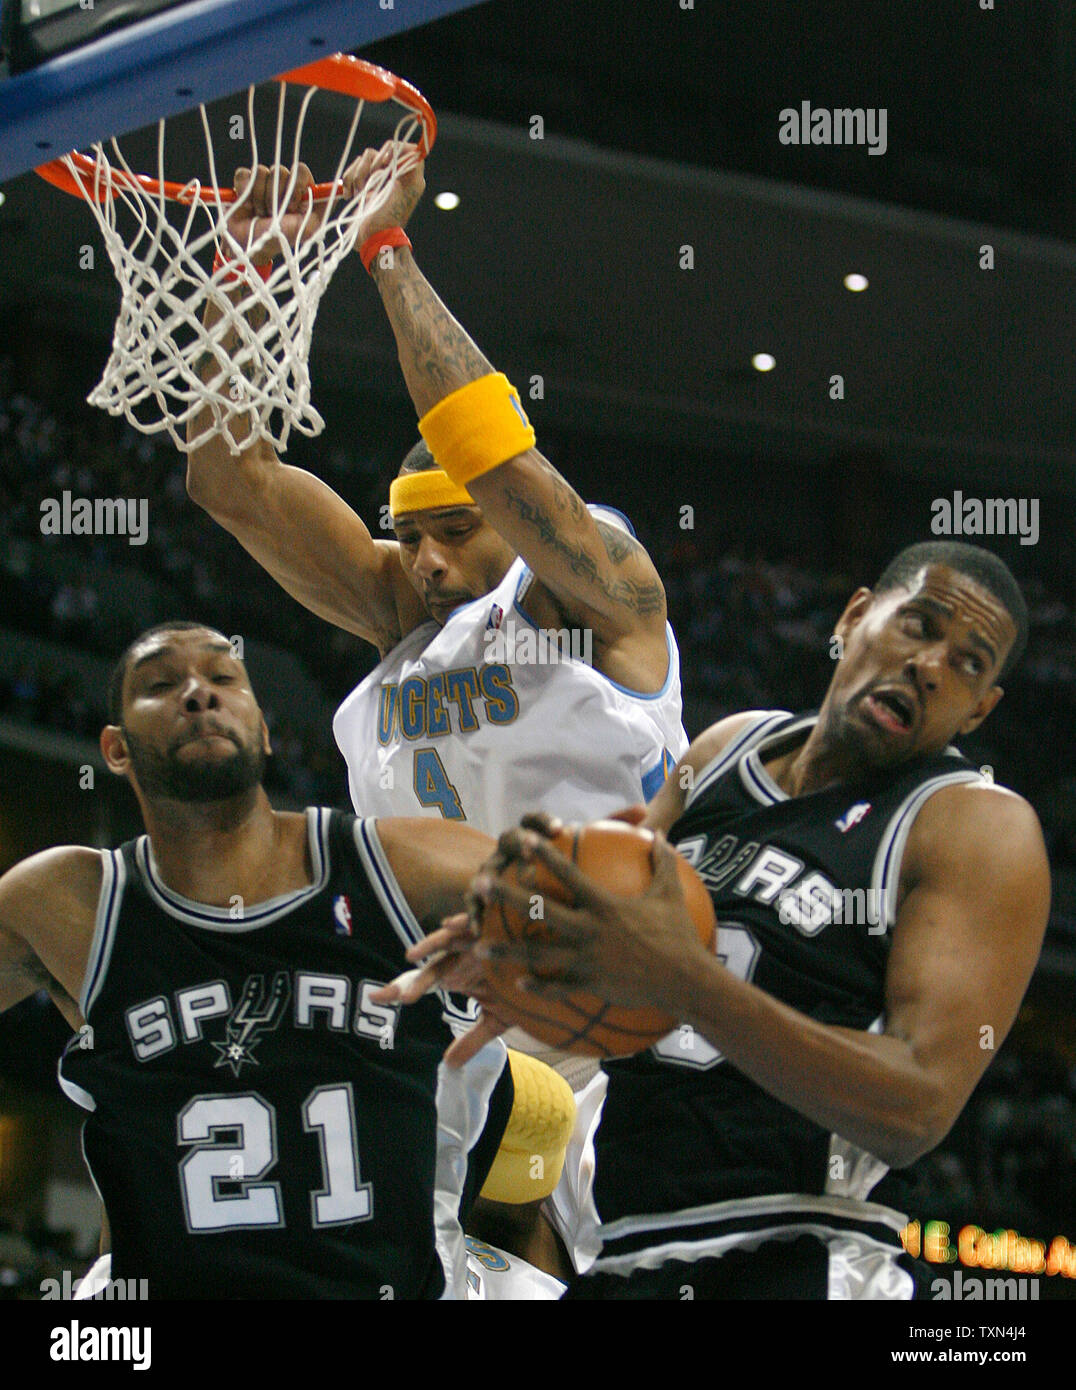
{"left": 833, "top": 587, "right": 874, "bottom": 644}
{"left": 100, "top": 724, "right": 130, "bottom": 776}
{"left": 959, "top": 683, "right": 1004, "bottom": 735}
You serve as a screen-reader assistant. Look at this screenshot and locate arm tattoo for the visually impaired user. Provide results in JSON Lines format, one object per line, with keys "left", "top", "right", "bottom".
{"left": 376, "top": 261, "right": 493, "bottom": 406}
{"left": 535, "top": 457, "right": 587, "bottom": 524}
{"left": 595, "top": 519, "right": 637, "bottom": 566}
{"left": 503, "top": 486, "right": 664, "bottom": 618}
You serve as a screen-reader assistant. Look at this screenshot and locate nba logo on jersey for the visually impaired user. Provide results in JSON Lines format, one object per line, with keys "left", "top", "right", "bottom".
{"left": 486, "top": 603, "right": 505, "bottom": 631}
{"left": 332, "top": 895, "right": 353, "bottom": 936}
{"left": 835, "top": 801, "right": 871, "bottom": 833}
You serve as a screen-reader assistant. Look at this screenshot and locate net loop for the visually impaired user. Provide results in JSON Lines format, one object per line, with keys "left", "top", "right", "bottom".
{"left": 34, "top": 56, "right": 435, "bottom": 456}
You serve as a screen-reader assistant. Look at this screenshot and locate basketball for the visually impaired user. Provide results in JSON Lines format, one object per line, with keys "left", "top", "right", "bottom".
{"left": 476, "top": 820, "right": 716, "bottom": 1058}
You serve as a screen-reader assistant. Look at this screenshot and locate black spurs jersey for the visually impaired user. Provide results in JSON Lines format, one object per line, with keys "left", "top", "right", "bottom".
{"left": 59, "top": 808, "right": 510, "bottom": 1300}
{"left": 574, "top": 711, "right": 986, "bottom": 1290}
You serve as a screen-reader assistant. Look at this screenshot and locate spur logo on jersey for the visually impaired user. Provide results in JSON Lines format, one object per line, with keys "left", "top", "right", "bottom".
{"left": 836, "top": 801, "right": 872, "bottom": 833}
{"left": 376, "top": 663, "right": 519, "bottom": 744}
{"left": 124, "top": 971, "right": 400, "bottom": 1065}
{"left": 211, "top": 972, "right": 290, "bottom": 1076}
{"left": 676, "top": 833, "right": 887, "bottom": 935}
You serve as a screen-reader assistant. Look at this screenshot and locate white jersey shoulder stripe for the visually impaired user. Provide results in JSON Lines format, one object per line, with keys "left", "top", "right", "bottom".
{"left": 62, "top": 848, "right": 121, "bottom": 1114}
{"left": 684, "top": 711, "right": 793, "bottom": 810}
{"left": 871, "top": 768, "right": 988, "bottom": 931}
{"left": 80, "top": 847, "right": 125, "bottom": 1019}
{"left": 351, "top": 818, "right": 425, "bottom": 954}
{"left": 354, "top": 819, "right": 479, "bottom": 1032}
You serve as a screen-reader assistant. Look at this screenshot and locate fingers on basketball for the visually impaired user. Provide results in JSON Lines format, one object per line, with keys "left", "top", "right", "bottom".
{"left": 650, "top": 829, "right": 687, "bottom": 893}
{"left": 474, "top": 822, "right": 715, "bottom": 1058}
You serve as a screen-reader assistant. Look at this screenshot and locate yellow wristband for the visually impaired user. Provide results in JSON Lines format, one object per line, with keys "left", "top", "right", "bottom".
{"left": 479, "top": 1050, "right": 576, "bottom": 1204}
{"left": 418, "top": 373, "right": 536, "bottom": 487}
{"left": 388, "top": 469, "right": 474, "bottom": 518}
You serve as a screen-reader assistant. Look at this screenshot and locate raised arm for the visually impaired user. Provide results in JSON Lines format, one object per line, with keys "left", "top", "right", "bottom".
{"left": 184, "top": 164, "right": 427, "bottom": 654}
{"left": 349, "top": 146, "right": 669, "bottom": 689}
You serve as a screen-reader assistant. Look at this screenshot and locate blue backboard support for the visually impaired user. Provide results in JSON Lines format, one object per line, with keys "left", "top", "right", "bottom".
{"left": 0, "top": 0, "right": 487, "bottom": 183}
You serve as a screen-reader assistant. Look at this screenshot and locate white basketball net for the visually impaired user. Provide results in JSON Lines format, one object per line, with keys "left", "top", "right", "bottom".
{"left": 61, "top": 80, "right": 424, "bottom": 455}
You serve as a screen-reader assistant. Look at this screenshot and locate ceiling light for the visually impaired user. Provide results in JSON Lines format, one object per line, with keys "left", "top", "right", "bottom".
{"left": 752, "top": 353, "right": 776, "bottom": 373}
{"left": 434, "top": 191, "right": 460, "bottom": 211}
{"left": 843, "top": 273, "right": 869, "bottom": 292}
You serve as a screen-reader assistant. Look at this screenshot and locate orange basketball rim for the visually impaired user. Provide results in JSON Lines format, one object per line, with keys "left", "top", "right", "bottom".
{"left": 34, "top": 54, "right": 436, "bottom": 203}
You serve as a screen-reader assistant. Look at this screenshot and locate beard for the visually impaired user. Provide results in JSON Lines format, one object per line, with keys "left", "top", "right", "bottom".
{"left": 124, "top": 726, "right": 267, "bottom": 803}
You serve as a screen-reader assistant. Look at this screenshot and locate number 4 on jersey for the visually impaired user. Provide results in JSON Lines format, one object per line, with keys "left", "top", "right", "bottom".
{"left": 413, "top": 748, "right": 465, "bottom": 819}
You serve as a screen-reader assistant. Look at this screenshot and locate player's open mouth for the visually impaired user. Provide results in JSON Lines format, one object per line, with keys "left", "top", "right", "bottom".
{"left": 862, "top": 689, "right": 916, "bottom": 734}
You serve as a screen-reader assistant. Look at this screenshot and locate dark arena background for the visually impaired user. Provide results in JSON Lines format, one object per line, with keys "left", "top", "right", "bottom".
{"left": 0, "top": 0, "right": 1074, "bottom": 1336}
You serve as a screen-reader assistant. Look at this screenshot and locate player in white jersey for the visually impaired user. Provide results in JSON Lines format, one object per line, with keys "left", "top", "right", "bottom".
{"left": 334, "top": 498, "right": 683, "bottom": 833}
{"left": 183, "top": 148, "right": 686, "bottom": 1297}
{"left": 185, "top": 150, "right": 688, "bottom": 834}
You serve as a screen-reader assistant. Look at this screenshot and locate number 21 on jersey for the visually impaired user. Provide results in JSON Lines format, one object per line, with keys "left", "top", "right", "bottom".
{"left": 179, "top": 1083, "right": 371, "bottom": 1232}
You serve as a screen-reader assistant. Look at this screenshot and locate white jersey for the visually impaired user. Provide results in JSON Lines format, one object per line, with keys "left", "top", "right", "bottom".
{"left": 464, "top": 1237, "right": 567, "bottom": 1300}
{"left": 333, "top": 507, "right": 688, "bottom": 834}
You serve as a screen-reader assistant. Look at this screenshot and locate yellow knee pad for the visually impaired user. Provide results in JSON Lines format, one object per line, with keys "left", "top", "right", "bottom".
{"left": 480, "top": 1049, "right": 577, "bottom": 1204}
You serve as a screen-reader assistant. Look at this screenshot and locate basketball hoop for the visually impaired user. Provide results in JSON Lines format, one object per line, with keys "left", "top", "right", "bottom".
{"left": 35, "top": 56, "right": 436, "bottom": 455}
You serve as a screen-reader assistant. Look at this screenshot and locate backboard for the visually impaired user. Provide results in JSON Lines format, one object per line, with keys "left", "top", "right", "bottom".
{"left": 0, "top": 0, "right": 486, "bottom": 183}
